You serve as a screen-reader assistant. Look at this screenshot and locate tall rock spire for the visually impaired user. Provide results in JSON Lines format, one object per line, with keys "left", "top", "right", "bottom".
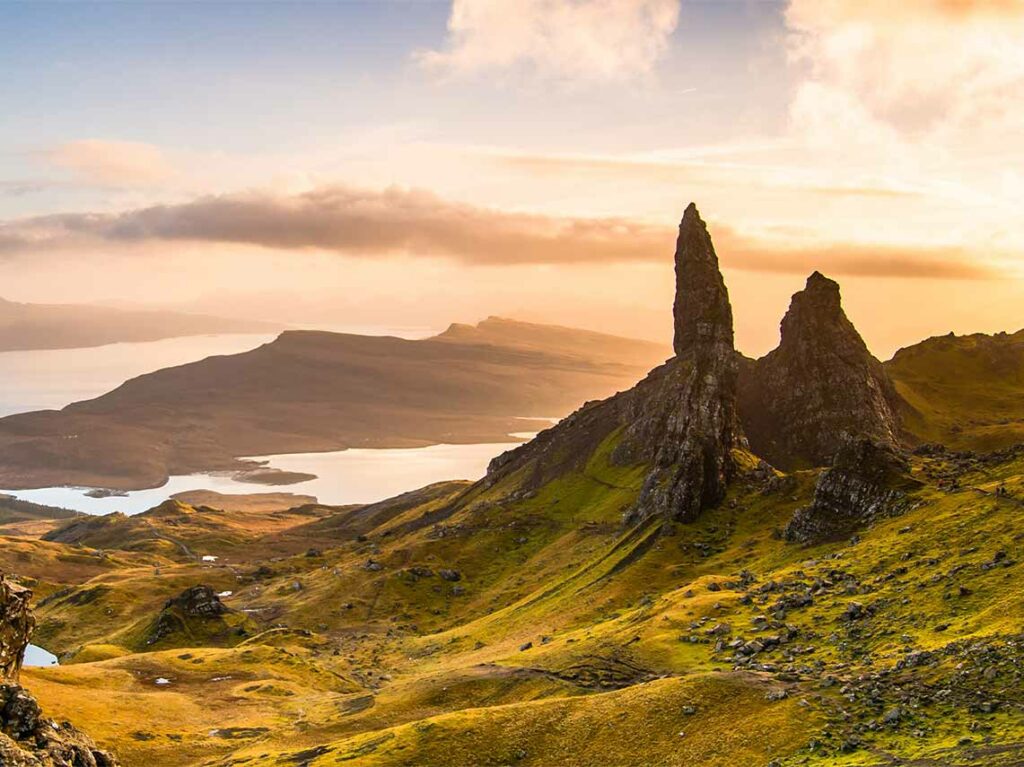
{"left": 738, "top": 271, "right": 904, "bottom": 468}
{"left": 617, "top": 203, "right": 743, "bottom": 523}
{"left": 482, "top": 203, "right": 744, "bottom": 518}
{"left": 673, "top": 203, "right": 734, "bottom": 355}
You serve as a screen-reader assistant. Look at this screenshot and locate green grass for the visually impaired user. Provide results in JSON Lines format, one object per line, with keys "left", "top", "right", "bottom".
{"left": 17, "top": 434, "right": 1024, "bottom": 767}
{"left": 887, "top": 329, "right": 1024, "bottom": 450}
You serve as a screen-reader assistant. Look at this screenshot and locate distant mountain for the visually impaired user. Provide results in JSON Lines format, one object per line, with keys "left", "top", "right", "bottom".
{"left": 0, "top": 319, "right": 668, "bottom": 490}
{"left": 0, "top": 296, "right": 280, "bottom": 352}
{"left": 435, "top": 316, "right": 664, "bottom": 368}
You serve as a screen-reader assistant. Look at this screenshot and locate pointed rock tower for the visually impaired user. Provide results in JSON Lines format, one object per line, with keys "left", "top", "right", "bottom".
{"left": 485, "top": 203, "right": 744, "bottom": 524}
{"left": 673, "top": 203, "right": 735, "bottom": 354}
{"left": 616, "top": 203, "right": 744, "bottom": 523}
{"left": 738, "top": 271, "right": 903, "bottom": 468}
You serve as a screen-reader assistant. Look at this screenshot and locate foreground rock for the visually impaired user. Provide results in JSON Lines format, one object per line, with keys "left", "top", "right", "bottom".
{"left": 0, "top": 573, "right": 118, "bottom": 766}
{"left": 785, "top": 438, "right": 917, "bottom": 543}
{"left": 0, "top": 577, "right": 33, "bottom": 681}
{"left": 0, "top": 685, "right": 118, "bottom": 767}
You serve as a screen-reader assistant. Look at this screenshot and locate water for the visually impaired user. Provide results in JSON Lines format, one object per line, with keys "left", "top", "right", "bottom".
{"left": 0, "top": 333, "right": 277, "bottom": 417}
{"left": 1, "top": 441, "right": 521, "bottom": 516}
{"left": 22, "top": 643, "right": 59, "bottom": 667}
{"left": 0, "top": 330, "right": 546, "bottom": 517}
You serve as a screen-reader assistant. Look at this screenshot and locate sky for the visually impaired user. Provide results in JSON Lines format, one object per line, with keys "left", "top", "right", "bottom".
{"left": 1, "top": 0, "right": 1023, "bottom": 358}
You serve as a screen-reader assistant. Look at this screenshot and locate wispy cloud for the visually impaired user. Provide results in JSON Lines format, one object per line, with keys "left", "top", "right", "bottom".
{"left": 0, "top": 185, "right": 996, "bottom": 279}
{"left": 41, "top": 139, "right": 176, "bottom": 186}
{"left": 418, "top": 0, "right": 680, "bottom": 81}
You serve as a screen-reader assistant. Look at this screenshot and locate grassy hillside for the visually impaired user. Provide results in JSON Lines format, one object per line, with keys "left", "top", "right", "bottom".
{"left": 15, "top": 430, "right": 1024, "bottom": 766}
{"left": 0, "top": 494, "right": 82, "bottom": 541}
{"left": 887, "top": 329, "right": 1024, "bottom": 451}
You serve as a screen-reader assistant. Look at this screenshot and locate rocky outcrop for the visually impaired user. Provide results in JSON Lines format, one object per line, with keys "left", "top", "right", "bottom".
{"left": 0, "top": 573, "right": 119, "bottom": 766}
{"left": 165, "top": 585, "right": 229, "bottom": 618}
{"left": 672, "top": 203, "right": 734, "bottom": 355}
{"left": 616, "top": 204, "right": 743, "bottom": 523}
{"left": 0, "top": 577, "right": 33, "bottom": 682}
{"left": 147, "top": 585, "right": 228, "bottom": 645}
{"left": 0, "top": 685, "right": 118, "bottom": 767}
{"left": 487, "top": 209, "right": 910, "bottom": 530}
{"left": 144, "top": 585, "right": 248, "bottom": 649}
{"left": 785, "top": 438, "right": 917, "bottom": 544}
{"left": 739, "top": 272, "right": 903, "bottom": 469}
{"left": 487, "top": 204, "right": 743, "bottom": 524}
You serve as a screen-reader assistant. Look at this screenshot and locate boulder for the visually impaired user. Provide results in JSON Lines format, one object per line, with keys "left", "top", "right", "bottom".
{"left": 785, "top": 439, "right": 918, "bottom": 544}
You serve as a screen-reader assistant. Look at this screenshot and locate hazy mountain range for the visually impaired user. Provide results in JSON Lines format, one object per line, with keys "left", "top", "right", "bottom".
{"left": 0, "top": 296, "right": 280, "bottom": 352}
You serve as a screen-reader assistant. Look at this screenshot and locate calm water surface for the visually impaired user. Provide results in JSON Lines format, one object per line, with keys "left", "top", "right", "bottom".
{"left": 23, "top": 643, "right": 59, "bottom": 667}
{"left": 0, "top": 330, "right": 548, "bottom": 516}
{"left": 2, "top": 442, "right": 520, "bottom": 515}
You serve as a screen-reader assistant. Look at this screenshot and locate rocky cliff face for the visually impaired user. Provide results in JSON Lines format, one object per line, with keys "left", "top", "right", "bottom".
{"left": 784, "top": 438, "right": 917, "bottom": 544}
{"left": 672, "top": 203, "right": 734, "bottom": 355}
{"left": 0, "top": 577, "right": 33, "bottom": 682}
{"left": 487, "top": 204, "right": 743, "bottom": 524}
{"left": 487, "top": 207, "right": 908, "bottom": 530}
{"left": 0, "top": 573, "right": 119, "bottom": 766}
{"left": 616, "top": 204, "right": 743, "bottom": 523}
{"left": 739, "top": 272, "right": 904, "bottom": 469}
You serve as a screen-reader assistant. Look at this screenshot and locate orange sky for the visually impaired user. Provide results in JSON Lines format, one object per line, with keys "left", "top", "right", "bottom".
{"left": 1, "top": 0, "right": 1022, "bottom": 359}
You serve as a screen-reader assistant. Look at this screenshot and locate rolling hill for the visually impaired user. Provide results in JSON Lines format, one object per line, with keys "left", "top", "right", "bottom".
{"left": 0, "top": 318, "right": 668, "bottom": 491}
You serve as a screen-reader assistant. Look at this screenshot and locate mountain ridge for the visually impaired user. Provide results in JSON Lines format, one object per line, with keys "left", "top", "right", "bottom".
{"left": 0, "top": 295, "right": 279, "bottom": 352}
{"left": 0, "top": 318, "right": 669, "bottom": 491}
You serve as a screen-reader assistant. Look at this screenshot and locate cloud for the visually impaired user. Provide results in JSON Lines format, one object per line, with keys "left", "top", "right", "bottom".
{"left": 418, "top": 0, "right": 680, "bottom": 81}
{"left": 786, "top": 0, "right": 1024, "bottom": 137}
{"left": 0, "top": 186, "right": 666, "bottom": 265}
{"left": 42, "top": 139, "right": 175, "bottom": 185}
{"left": 712, "top": 227, "right": 992, "bottom": 281}
{"left": 0, "top": 185, "right": 997, "bottom": 280}
{"left": 491, "top": 149, "right": 927, "bottom": 200}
